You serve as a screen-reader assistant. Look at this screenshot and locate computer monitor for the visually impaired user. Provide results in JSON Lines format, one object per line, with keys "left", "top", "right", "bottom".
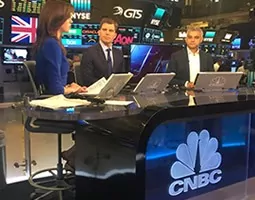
{"left": 130, "top": 44, "right": 182, "bottom": 83}
{"left": 2, "top": 47, "right": 29, "bottom": 65}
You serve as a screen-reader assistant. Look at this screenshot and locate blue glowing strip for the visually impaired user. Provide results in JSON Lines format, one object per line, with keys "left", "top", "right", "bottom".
{"left": 146, "top": 150, "right": 175, "bottom": 160}
{"left": 222, "top": 142, "right": 245, "bottom": 147}
{"left": 146, "top": 142, "right": 246, "bottom": 160}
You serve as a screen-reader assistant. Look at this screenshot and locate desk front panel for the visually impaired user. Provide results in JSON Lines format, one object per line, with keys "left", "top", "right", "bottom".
{"left": 145, "top": 113, "right": 254, "bottom": 200}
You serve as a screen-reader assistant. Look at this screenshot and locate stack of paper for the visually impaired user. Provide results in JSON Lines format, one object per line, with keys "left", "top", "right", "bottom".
{"left": 29, "top": 95, "right": 91, "bottom": 109}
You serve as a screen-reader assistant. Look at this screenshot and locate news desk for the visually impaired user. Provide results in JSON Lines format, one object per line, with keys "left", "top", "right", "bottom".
{"left": 24, "top": 88, "right": 255, "bottom": 200}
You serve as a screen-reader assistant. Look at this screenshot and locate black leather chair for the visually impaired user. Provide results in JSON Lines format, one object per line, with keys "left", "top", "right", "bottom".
{"left": 23, "top": 61, "right": 45, "bottom": 97}
{"left": 72, "top": 62, "right": 83, "bottom": 86}
{"left": 22, "top": 60, "right": 75, "bottom": 200}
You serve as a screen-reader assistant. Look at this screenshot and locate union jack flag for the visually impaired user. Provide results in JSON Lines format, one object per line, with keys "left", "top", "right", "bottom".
{"left": 11, "top": 15, "right": 38, "bottom": 44}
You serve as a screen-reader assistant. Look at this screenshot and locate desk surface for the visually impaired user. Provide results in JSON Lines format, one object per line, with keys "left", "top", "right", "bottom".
{"left": 23, "top": 88, "right": 255, "bottom": 121}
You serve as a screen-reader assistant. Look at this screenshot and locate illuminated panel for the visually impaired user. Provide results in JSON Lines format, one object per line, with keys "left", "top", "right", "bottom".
{"left": 114, "top": 26, "right": 141, "bottom": 46}
{"left": 12, "top": 0, "right": 46, "bottom": 14}
{"left": 0, "top": 18, "right": 3, "bottom": 44}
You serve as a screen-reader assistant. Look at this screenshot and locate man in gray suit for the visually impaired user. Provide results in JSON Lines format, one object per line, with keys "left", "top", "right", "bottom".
{"left": 168, "top": 25, "right": 214, "bottom": 89}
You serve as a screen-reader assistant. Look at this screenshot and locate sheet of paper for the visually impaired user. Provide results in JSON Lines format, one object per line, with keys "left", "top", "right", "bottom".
{"left": 104, "top": 100, "right": 134, "bottom": 106}
{"left": 29, "top": 95, "right": 90, "bottom": 109}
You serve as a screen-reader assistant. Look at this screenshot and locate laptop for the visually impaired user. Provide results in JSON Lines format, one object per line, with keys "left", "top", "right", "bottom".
{"left": 133, "top": 73, "right": 175, "bottom": 94}
{"left": 80, "top": 73, "right": 133, "bottom": 99}
{"left": 194, "top": 72, "right": 243, "bottom": 91}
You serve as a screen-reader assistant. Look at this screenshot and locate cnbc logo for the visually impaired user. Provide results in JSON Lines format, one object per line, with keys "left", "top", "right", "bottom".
{"left": 169, "top": 130, "right": 222, "bottom": 196}
{"left": 70, "top": 0, "right": 91, "bottom": 20}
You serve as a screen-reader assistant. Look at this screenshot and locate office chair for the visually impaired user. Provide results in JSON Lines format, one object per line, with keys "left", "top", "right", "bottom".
{"left": 22, "top": 61, "right": 75, "bottom": 200}
{"left": 72, "top": 62, "right": 83, "bottom": 86}
{"left": 23, "top": 61, "right": 45, "bottom": 98}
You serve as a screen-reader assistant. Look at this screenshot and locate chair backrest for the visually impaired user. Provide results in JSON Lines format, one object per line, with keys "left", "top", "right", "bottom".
{"left": 73, "top": 62, "right": 83, "bottom": 86}
{"left": 23, "top": 60, "right": 43, "bottom": 97}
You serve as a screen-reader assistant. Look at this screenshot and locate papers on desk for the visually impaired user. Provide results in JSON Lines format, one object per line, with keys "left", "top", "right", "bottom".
{"left": 104, "top": 100, "right": 134, "bottom": 106}
{"left": 29, "top": 95, "right": 91, "bottom": 109}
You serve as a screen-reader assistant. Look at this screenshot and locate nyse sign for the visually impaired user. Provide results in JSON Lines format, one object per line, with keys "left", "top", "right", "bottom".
{"left": 72, "top": 12, "right": 90, "bottom": 20}
{"left": 0, "top": 0, "right": 5, "bottom": 8}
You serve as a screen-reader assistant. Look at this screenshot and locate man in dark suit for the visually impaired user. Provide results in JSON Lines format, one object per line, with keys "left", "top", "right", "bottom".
{"left": 168, "top": 25, "right": 214, "bottom": 89}
{"left": 80, "top": 17, "right": 125, "bottom": 86}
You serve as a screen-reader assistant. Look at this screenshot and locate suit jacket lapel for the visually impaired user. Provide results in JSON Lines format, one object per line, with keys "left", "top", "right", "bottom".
{"left": 199, "top": 51, "right": 206, "bottom": 72}
{"left": 112, "top": 48, "right": 118, "bottom": 72}
{"left": 183, "top": 49, "right": 190, "bottom": 80}
{"left": 96, "top": 44, "right": 108, "bottom": 74}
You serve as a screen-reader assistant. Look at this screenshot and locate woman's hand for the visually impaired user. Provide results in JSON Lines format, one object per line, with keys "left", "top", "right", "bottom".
{"left": 64, "top": 83, "right": 87, "bottom": 94}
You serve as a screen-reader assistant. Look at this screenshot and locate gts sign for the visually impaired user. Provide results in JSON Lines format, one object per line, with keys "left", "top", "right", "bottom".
{"left": 113, "top": 6, "right": 143, "bottom": 19}
{"left": 0, "top": 0, "right": 5, "bottom": 8}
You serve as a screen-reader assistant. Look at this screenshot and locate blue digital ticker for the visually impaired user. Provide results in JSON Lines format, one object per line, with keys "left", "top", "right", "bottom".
{"left": 70, "top": 0, "right": 91, "bottom": 12}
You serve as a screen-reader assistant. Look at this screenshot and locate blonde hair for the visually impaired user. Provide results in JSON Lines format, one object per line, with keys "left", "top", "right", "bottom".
{"left": 186, "top": 25, "right": 203, "bottom": 37}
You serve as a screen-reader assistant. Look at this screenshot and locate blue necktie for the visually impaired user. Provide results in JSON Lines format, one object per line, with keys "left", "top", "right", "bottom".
{"left": 106, "top": 48, "right": 112, "bottom": 77}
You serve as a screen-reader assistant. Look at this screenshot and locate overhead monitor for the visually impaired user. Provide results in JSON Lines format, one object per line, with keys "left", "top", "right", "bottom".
{"left": 231, "top": 38, "right": 241, "bottom": 49}
{"left": 113, "top": 26, "right": 141, "bottom": 46}
{"left": 11, "top": 15, "right": 38, "bottom": 44}
{"left": 173, "top": 29, "right": 187, "bottom": 42}
{"left": 221, "top": 31, "right": 238, "bottom": 43}
{"left": 149, "top": 7, "right": 167, "bottom": 27}
{"left": 12, "top": 0, "right": 46, "bottom": 14}
{"left": 203, "top": 31, "right": 216, "bottom": 42}
{"left": 142, "top": 28, "right": 164, "bottom": 43}
{"left": 62, "top": 23, "right": 99, "bottom": 48}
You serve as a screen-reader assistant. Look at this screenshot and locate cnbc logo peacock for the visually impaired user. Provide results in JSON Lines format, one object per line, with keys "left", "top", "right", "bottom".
{"left": 168, "top": 130, "right": 222, "bottom": 196}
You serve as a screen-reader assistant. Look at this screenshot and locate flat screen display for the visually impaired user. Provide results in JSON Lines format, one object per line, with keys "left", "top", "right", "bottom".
{"left": 203, "top": 31, "right": 216, "bottom": 42}
{"left": 12, "top": 0, "right": 46, "bottom": 14}
{"left": 11, "top": 15, "right": 38, "bottom": 44}
{"left": 113, "top": 26, "right": 141, "bottom": 46}
{"left": 130, "top": 44, "right": 182, "bottom": 83}
{"left": 221, "top": 33, "right": 235, "bottom": 43}
{"left": 142, "top": 28, "right": 164, "bottom": 43}
{"left": 2, "top": 47, "right": 28, "bottom": 64}
{"left": 231, "top": 38, "right": 241, "bottom": 49}
{"left": 149, "top": 7, "right": 166, "bottom": 27}
{"left": 62, "top": 23, "right": 99, "bottom": 47}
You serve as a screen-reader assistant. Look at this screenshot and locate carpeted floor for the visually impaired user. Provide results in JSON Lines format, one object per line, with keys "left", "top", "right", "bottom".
{"left": 0, "top": 180, "right": 75, "bottom": 200}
